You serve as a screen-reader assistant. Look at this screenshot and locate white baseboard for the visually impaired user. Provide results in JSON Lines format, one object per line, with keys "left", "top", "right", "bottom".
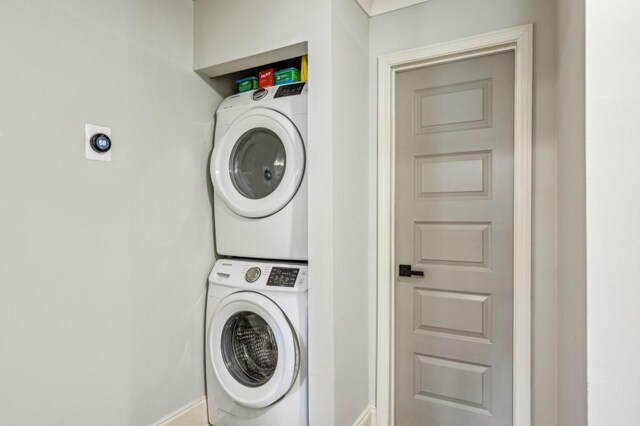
{"left": 153, "top": 397, "right": 208, "bottom": 426}
{"left": 353, "top": 405, "right": 376, "bottom": 426}
{"left": 155, "top": 398, "right": 372, "bottom": 426}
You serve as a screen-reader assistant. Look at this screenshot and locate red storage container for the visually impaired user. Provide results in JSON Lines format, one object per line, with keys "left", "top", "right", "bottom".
{"left": 259, "top": 68, "right": 276, "bottom": 88}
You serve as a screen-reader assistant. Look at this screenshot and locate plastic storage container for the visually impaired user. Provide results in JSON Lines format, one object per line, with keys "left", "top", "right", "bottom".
{"left": 259, "top": 68, "right": 276, "bottom": 88}
{"left": 300, "top": 56, "right": 308, "bottom": 81}
{"left": 275, "top": 67, "right": 301, "bottom": 85}
{"left": 236, "top": 77, "right": 258, "bottom": 92}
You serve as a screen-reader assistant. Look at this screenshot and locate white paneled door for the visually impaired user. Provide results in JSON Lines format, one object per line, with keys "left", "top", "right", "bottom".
{"left": 394, "top": 51, "right": 515, "bottom": 426}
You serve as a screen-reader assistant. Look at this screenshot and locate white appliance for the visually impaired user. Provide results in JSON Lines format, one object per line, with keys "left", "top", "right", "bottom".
{"left": 206, "top": 258, "right": 308, "bottom": 426}
{"left": 210, "top": 83, "right": 308, "bottom": 261}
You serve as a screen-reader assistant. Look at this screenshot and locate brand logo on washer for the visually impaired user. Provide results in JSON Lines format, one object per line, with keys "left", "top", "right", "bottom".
{"left": 252, "top": 88, "right": 268, "bottom": 101}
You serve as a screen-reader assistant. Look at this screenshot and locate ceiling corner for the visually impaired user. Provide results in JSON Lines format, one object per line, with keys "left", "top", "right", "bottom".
{"left": 364, "top": 0, "right": 433, "bottom": 17}
{"left": 355, "top": 0, "right": 374, "bottom": 16}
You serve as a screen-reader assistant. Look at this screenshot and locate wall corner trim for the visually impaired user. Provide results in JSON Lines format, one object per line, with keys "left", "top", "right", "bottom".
{"left": 354, "top": 405, "right": 377, "bottom": 426}
{"left": 152, "top": 397, "right": 207, "bottom": 426}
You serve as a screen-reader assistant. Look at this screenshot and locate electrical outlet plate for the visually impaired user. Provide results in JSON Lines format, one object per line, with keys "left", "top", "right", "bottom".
{"left": 85, "top": 124, "right": 111, "bottom": 162}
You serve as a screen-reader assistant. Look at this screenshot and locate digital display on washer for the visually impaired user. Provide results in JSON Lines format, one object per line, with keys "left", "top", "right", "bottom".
{"left": 274, "top": 83, "right": 305, "bottom": 98}
{"left": 266, "top": 267, "right": 299, "bottom": 287}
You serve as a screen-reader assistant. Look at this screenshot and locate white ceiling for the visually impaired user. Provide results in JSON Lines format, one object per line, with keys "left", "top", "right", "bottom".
{"left": 356, "top": 0, "right": 432, "bottom": 16}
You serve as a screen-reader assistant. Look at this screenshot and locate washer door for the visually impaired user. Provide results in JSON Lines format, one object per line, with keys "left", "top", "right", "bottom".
{"left": 209, "top": 291, "right": 300, "bottom": 408}
{"left": 211, "top": 108, "right": 305, "bottom": 218}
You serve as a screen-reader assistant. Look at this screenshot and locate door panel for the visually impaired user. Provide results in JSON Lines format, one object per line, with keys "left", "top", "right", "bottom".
{"left": 394, "top": 52, "right": 515, "bottom": 426}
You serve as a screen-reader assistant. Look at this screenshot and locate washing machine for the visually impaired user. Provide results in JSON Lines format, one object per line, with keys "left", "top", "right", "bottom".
{"left": 210, "top": 82, "right": 308, "bottom": 261}
{"left": 206, "top": 258, "right": 308, "bottom": 426}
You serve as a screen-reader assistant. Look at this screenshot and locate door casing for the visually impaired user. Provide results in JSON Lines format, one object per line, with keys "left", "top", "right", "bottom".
{"left": 376, "top": 24, "right": 533, "bottom": 426}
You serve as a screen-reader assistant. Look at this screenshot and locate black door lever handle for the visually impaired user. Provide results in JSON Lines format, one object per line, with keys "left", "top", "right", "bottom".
{"left": 399, "top": 264, "right": 424, "bottom": 277}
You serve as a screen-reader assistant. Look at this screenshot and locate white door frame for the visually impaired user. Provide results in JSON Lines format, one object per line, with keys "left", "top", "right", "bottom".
{"left": 376, "top": 24, "right": 533, "bottom": 426}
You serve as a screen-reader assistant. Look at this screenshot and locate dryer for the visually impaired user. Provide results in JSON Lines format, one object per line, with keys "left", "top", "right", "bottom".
{"left": 206, "top": 259, "right": 308, "bottom": 426}
{"left": 211, "top": 83, "right": 308, "bottom": 261}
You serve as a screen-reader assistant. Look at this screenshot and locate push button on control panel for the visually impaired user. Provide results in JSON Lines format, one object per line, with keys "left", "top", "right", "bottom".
{"left": 245, "top": 267, "right": 261, "bottom": 283}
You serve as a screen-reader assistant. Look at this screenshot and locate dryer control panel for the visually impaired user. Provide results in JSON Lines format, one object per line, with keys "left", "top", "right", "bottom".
{"left": 274, "top": 82, "right": 305, "bottom": 98}
{"left": 217, "top": 82, "right": 308, "bottom": 113}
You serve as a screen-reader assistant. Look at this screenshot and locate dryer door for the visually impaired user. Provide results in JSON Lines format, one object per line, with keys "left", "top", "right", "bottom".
{"left": 211, "top": 108, "right": 305, "bottom": 218}
{"left": 209, "top": 291, "right": 300, "bottom": 408}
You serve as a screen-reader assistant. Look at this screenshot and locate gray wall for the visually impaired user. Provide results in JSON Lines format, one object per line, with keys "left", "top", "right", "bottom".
{"left": 0, "top": 0, "right": 219, "bottom": 424}
{"left": 369, "top": 1, "right": 559, "bottom": 424}
{"left": 586, "top": 1, "right": 640, "bottom": 423}
{"left": 556, "top": 0, "right": 587, "bottom": 424}
{"left": 194, "top": 0, "right": 311, "bottom": 72}
{"left": 331, "top": 0, "right": 372, "bottom": 424}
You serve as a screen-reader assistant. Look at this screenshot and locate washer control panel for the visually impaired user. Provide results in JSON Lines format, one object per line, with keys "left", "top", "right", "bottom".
{"left": 210, "top": 259, "right": 308, "bottom": 292}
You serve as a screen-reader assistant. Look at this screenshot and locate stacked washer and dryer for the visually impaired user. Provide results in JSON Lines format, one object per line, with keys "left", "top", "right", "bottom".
{"left": 206, "top": 82, "right": 309, "bottom": 426}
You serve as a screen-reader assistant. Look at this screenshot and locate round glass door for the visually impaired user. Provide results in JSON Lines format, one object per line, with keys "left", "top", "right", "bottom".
{"left": 210, "top": 108, "right": 305, "bottom": 218}
{"left": 221, "top": 311, "right": 278, "bottom": 387}
{"left": 230, "top": 128, "right": 286, "bottom": 200}
{"left": 208, "top": 291, "right": 300, "bottom": 408}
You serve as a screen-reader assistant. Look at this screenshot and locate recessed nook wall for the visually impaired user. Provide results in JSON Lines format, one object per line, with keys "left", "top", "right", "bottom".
{"left": 194, "top": 0, "right": 371, "bottom": 424}
{"left": 197, "top": 44, "right": 308, "bottom": 98}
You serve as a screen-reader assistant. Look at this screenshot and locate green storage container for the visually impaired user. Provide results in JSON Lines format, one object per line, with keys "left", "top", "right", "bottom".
{"left": 236, "top": 77, "right": 258, "bottom": 92}
{"left": 275, "top": 67, "right": 301, "bottom": 85}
